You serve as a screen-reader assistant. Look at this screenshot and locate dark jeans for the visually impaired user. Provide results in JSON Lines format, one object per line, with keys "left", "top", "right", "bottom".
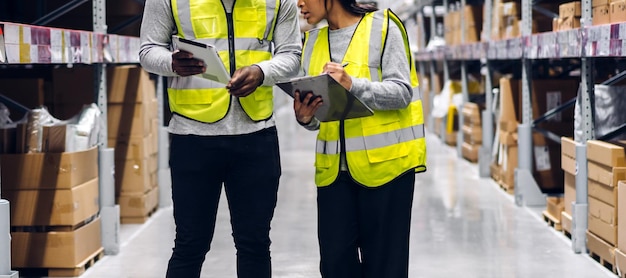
{"left": 317, "top": 171, "right": 415, "bottom": 278}
{"left": 166, "top": 127, "right": 281, "bottom": 278}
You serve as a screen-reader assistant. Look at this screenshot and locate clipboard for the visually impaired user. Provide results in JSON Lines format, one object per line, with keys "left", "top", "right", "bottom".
{"left": 276, "top": 74, "right": 374, "bottom": 122}
{"left": 172, "top": 36, "right": 231, "bottom": 84}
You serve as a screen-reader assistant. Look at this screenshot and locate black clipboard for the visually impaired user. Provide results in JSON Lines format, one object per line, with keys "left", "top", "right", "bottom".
{"left": 172, "top": 36, "right": 231, "bottom": 84}
{"left": 276, "top": 74, "right": 374, "bottom": 122}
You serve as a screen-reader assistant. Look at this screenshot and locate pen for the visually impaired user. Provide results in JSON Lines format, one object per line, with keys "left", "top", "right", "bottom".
{"left": 341, "top": 63, "right": 349, "bottom": 68}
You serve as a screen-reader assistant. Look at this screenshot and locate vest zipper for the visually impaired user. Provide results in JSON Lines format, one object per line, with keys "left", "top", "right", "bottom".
{"left": 226, "top": 12, "right": 236, "bottom": 76}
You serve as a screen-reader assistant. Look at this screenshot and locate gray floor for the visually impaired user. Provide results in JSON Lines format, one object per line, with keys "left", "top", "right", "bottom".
{"left": 81, "top": 97, "right": 615, "bottom": 278}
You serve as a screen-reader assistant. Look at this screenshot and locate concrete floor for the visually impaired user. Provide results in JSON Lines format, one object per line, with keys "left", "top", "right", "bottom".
{"left": 80, "top": 95, "right": 615, "bottom": 278}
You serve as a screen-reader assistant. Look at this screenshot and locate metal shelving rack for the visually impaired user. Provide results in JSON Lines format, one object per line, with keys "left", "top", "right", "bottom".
{"left": 410, "top": 0, "right": 626, "bottom": 254}
{"left": 0, "top": 0, "right": 147, "bottom": 274}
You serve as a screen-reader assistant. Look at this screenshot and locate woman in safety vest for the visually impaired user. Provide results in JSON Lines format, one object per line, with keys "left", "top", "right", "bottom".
{"left": 294, "top": 0, "right": 427, "bottom": 277}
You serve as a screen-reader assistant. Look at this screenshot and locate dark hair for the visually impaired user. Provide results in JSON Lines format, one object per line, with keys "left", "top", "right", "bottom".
{"left": 328, "top": 0, "right": 378, "bottom": 15}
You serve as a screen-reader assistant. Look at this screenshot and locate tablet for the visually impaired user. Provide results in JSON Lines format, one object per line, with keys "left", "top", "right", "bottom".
{"left": 276, "top": 74, "right": 374, "bottom": 122}
{"left": 172, "top": 36, "right": 231, "bottom": 84}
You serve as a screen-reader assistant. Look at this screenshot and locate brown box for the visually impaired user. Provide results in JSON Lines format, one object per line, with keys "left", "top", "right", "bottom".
{"left": 587, "top": 162, "right": 626, "bottom": 187}
{"left": 559, "top": 1, "right": 582, "bottom": 18}
{"left": 500, "top": 144, "right": 518, "bottom": 188}
{"left": 462, "top": 102, "right": 482, "bottom": 126}
{"left": 4, "top": 178, "right": 99, "bottom": 227}
{"left": 41, "top": 124, "right": 68, "bottom": 153}
{"left": 587, "top": 140, "right": 626, "bottom": 167}
{"left": 616, "top": 248, "right": 626, "bottom": 276}
{"left": 587, "top": 231, "right": 615, "bottom": 263}
{"left": 564, "top": 172, "right": 576, "bottom": 215}
{"left": 462, "top": 142, "right": 479, "bottom": 162}
{"left": 588, "top": 196, "right": 617, "bottom": 245}
{"left": 561, "top": 137, "right": 576, "bottom": 159}
{"left": 108, "top": 102, "right": 154, "bottom": 138}
{"left": 118, "top": 186, "right": 159, "bottom": 218}
{"left": 546, "top": 196, "right": 564, "bottom": 220}
{"left": 498, "top": 77, "right": 521, "bottom": 124}
{"left": 11, "top": 217, "right": 102, "bottom": 268}
{"left": 618, "top": 181, "right": 626, "bottom": 250}
{"left": 561, "top": 153, "right": 577, "bottom": 175}
{"left": 589, "top": 178, "right": 618, "bottom": 207}
{"left": 558, "top": 16, "right": 581, "bottom": 30}
{"left": 108, "top": 133, "right": 157, "bottom": 162}
{"left": 593, "top": 4, "right": 611, "bottom": 25}
{"left": 562, "top": 211, "right": 573, "bottom": 233}
{"left": 0, "top": 147, "right": 98, "bottom": 190}
{"left": 462, "top": 125, "right": 482, "bottom": 144}
{"left": 610, "top": 0, "right": 626, "bottom": 23}
{"left": 107, "top": 65, "right": 155, "bottom": 104}
{"left": 115, "top": 157, "right": 155, "bottom": 195}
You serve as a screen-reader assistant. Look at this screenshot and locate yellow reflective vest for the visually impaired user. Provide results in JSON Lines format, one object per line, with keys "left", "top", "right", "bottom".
{"left": 169, "top": 0, "right": 279, "bottom": 123}
{"left": 302, "top": 9, "right": 427, "bottom": 187}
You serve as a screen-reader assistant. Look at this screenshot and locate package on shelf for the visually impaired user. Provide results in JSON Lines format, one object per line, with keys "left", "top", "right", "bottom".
{"left": 461, "top": 142, "right": 479, "bottom": 162}
{"left": 561, "top": 137, "right": 577, "bottom": 215}
{"left": 559, "top": 1, "right": 582, "bottom": 18}
{"left": 0, "top": 146, "right": 98, "bottom": 190}
{"left": 3, "top": 178, "right": 99, "bottom": 227}
{"left": 118, "top": 186, "right": 159, "bottom": 224}
{"left": 611, "top": 0, "right": 626, "bottom": 24}
{"left": 112, "top": 152, "right": 159, "bottom": 196}
{"left": 593, "top": 0, "right": 611, "bottom": 26}
{"left": 546, "top": 196, "right": 565, "bottom": 220}
{"left": 617, "top": 181, "right": 626, "bottom": 251}
{"left": 589, "top": 194, "right": 618, "bottom": 246}
{"left": 575, "top": 84, "right": 626, "bottom": 141}
{"left": 11, "top": 217, "right": 103, "bottom": 269}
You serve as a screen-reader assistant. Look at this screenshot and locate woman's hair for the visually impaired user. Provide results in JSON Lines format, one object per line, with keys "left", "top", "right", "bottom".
{"left": 329, "top": 0, "right": 378, "bottom": 15}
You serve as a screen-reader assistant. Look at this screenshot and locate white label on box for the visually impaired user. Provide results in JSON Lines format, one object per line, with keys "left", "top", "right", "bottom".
{"left": 534, "top": 145, "right": 551, "bottom": 171}
{"left": 546, "top": 91, "right": 562, "bottom": 122}
{"left": 22, "top": 26, "right": 31, "bottom": 44}
{"left": 4, "top": 24, "right": 19, "bottom": 44}
{"left": 5, "top": 44, "right": 19, "bottom": 63}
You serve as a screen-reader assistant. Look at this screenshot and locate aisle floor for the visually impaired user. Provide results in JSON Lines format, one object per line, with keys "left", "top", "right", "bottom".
{"left": 80, "top": 101, "right": 614, "bottom": 278}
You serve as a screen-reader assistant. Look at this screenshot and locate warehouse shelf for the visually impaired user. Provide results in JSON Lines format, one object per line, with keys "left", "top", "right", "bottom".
{"left": 410, "top": 0, "right": 626, "bottom": 258}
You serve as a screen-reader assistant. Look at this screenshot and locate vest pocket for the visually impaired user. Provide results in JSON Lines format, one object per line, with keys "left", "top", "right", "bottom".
{"left": 173, "top": 89, "right": 213, "bottom": 104}
{"left": 192, "top": 16, "right": 220, "bottom": 38}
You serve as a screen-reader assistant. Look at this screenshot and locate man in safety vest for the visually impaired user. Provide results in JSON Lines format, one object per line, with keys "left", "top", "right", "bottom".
{"left": 139, "top": 0, "right": 301, "bottom": 277}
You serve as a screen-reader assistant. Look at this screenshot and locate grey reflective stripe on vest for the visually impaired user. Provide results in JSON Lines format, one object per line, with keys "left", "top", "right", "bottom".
{"left": 195, "top": 38, "right": 272, "bottom": 52}
{"left": 263, "top": 0, "right": 278, "bottom": 41}
{"left": 412, "top": 87, "right": 421, "bottom": 102}
{"left": 175, "top": 0, "right": 195, "bottom": 39}
{"left": 302, "top": 30, "right": 318, "bottom": 75}
{"left": 316, "top": 124, "right": 425, "bottom": 155}
{"left": 369, "top": 11, "right": 384, "bottom": 82}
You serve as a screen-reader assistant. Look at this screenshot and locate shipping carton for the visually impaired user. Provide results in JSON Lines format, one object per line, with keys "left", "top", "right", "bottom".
{"left": 588, "top": 196, "right": 618, "bottom": 245}
{"left": 4, "top": 178, "right": 99, "bottom": 227}
{"left": 0, "top": 147, "right": 98, "bottom": 189}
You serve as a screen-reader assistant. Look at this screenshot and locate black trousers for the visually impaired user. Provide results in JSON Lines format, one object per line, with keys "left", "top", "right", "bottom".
{"left": 166, "top": 127, "right": 281, "bottom": 278}
{"left": 317, "top": 170, "right": 415, "bottom": 278}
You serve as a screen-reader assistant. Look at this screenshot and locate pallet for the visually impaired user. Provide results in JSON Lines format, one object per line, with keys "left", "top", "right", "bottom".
{"left": 542, "top": 210, "right": 562, "bottom": 231}
{"left": 16, "top": 247, "right": 104, "bottom": 277}
{"left": 121, "top": 205, "right": 158, "bottom": 224}
{"left": 498, "top": 180, "right": 514, "bottom": 194}
{"left": 587, "top": 231, "right": 617, "bottom": 274}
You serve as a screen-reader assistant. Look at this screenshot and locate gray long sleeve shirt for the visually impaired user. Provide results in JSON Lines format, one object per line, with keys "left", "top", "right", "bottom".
{"left": 302, "top": 19, "right": 413, "bottom": 130}
{"left": 139, "top": 0, "right": 302, "bottom": 136}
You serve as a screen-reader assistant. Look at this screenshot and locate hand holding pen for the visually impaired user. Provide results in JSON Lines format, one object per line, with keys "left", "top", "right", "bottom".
{"left": 322, "top": 62, "right": 352, "bottom": 91}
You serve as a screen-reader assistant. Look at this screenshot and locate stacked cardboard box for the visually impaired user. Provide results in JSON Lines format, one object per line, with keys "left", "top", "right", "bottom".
{"left": 0, "top": 147, "right": 103, "bottom": 274}
{"left": 586, "top": 140, "right": 626, "bottom": 270}
{"left": 594, "top": 0, "right": 611, "bottom": 25}
{"left": 560, "top": 137, "right": 577, "bottom": 234}
{"left": 443, "top": 5, "right": 483, "bottom": 45}
{"left": 493, "top": 77, "right": 578, "bottom": 194}
{"left": 461, "top": 102, "right": 482, "bottom": 163}
{"left": 555, "top": 2, "right": 581, "bottom": 31}
{"left": 616, "top": 180, "right": 626, "bottom": 274}
{"left": 107, "top": 66, "right": 159, "bottom": 223}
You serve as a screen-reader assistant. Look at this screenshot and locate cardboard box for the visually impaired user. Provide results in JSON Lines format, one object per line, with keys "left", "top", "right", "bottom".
{"left": 108, "top": 133, "right": 157, "bottom": 161}
{"left": 107, "top": 65, "right": 155, "bottom": 104}
{"left": 11, "top": 217, "right": 102, "bottom": 268}
{"left": 558, "top": 16, "right": 581, "bottom": 30}
{"left": 618, "top": 181, "right": 626, "bottom": 250}
{"left": 587, "top": 140, "right": 626, "bottom": 167}
{"left": 616, "top": 248, "right": 626, "bottom": 276}
{"left": 593, "top": 4, "right": 611, "bottom": 25}
{"left": 41, "top": 124, "right": 68, "bottom": 153}
{"left": 587, "top": 231, "right": 615, "bottom": 263}
{"left": 561, "top": 153, "right": 577, "bottom": 175}
{"left": 107, "top": 102, "right": 154, "bottom": 138}
{"left": 610, "top": 0, "right": 626, "bottom": 23}
{"left": 559, "top": 1, "right": 582, "bottom": 18}
{"left": 589, "top": 178, "right": 618, "bottom": 207}
{"left": 462, "top": 102, "right": 482, "bottom": 126}
{"left": 561, "top": 137, "right": 576, "bottom": 159}
{"left": 0, "top": 147, "right": 98, "bottom": 189}
{"left": 564, "top": 172, "right": 576, "bottom": 215}
{"left": 118, "top": 186, "right": 159, "bottom": 218}
{"left": 115, "top": 157, "right": 155, "bottom": 195}
{"left": 462, "top": 142, "right": 479, "bottom": 162}
{"left": 562, "top": 211, "right": 572, "bottom": 233}
{"left": 546, "top": 196, "right": 564, "bottom": 220}
{"left": 4, "top": 178, "right": 99, "bottom": 227}
{"left": 588, "top": 196, "right": 617, "bottom": 245}
{"left": 462, "top": 125, "right": 482, "bottom": 144}
{"left": 587, "top": 162, "right": 626, "bottom": 187}
{"left": 498, "top": 77, "right": 521, "bottom": 125}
